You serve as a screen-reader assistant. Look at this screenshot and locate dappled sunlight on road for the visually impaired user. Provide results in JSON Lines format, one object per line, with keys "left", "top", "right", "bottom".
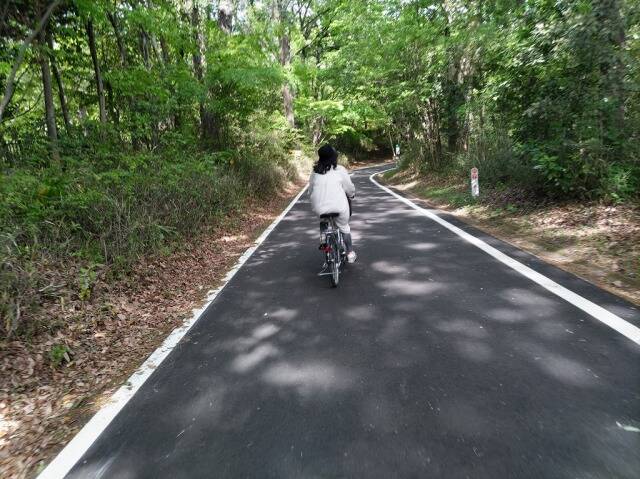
{"left": 370, "top": 260, "right": 408, "bottom": 275}
{"left": 66, "top": 167, "right": 640, "bottom": 479}
{"left": 485, "top": 307, "right": 534, "bottom": 323}
{"left": 377, "top": 278, "right": 443, "bottom": 296}
{"left": 515, "top": 341, "right": 602, "bottom": 388}
{"left": 453, "top": 339, "right": 494, "bottom": 362}
{"left": 405, "top": 242, "right": 439, "bottom": 251}
{"left": 262, "top": 360, "right": 356, "bottom": 399}
{"left": 232, "top": 343, "right": 281, "bottom": 373}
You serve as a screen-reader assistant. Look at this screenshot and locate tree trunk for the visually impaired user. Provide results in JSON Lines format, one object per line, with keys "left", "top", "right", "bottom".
{"left": 107, "top": 12, "right": 127, "bottom": 67}
{"left": 140, "top": 29, "right": 151, "bottom": 69}
{"left": 0, "top": 0, "right": 61, "bottom": 123}
{"left": 444, "top": 55, "right": 464, "bottom": 156}
{"left": 218, "top": 1, "right": 233, "bottom": 33}
{"left": 594, "top": 0, "right": 626, "bottom": 140}
{"left": 105, "top": 80, "right": 118, "bottom": 125}
{"left": 427, "top": 98, "right": 443, "bottom": 167}
{"left": 135, "top": 27, "right": 156, "bottom": 144}
{"left": 159, "top": 36, "right": 170, "bottom": 64}
{"left": 46, "top": 28, "right": 70, "bottom": 132}
{"left": 158, "top": 35, "right": 176, "bottom": 128}
{"left": 149, "top": 34, "right": 163, "bottom": 63}
{"left": 277, "top": 3, "right": 295, "bottom": 128}
{"left": 312, "top": 117, "right": 324, "bottom": 145}
{"left": 191, "top": 3, "right": 216, "bottom": 141}
{"left": 283, "top": 80, "right": 295, "bottom": 128}
{"left": 191, "top": 4, "right": 204, "bottom": 81}
{"left": 86, "top": 19, "right": 107, "bottom": 124}
{"left": 38, "top": 30, "right": 60, "bottom": 164}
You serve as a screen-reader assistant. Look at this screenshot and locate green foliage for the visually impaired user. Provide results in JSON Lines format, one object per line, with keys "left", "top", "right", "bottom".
{"left": 418, "top": 184, "right": 474, "bottom": 209}
{"left": 0, "top": 140, "right": 291, "bottom": 337}
{"left": 2, "top": 0, "right": 639, "bottom": 339}
{"left": 49, "top": 344, "right": 71, "bottom": 368}
{"left": 601, "top": 163, "right": 640, "bottom": 202}
{"left": 0, "top": 1, "right": 305, "bottom": 339}
{"left": 77, "top": 264, "right": 98, "bottom": 301}
{"left": 308, "top": 0, "right": 639, "bottom": 200}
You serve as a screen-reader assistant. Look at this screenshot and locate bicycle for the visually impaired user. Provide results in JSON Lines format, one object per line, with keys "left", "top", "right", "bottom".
{"left": 317, "top": 213, "right": 347, "bottom": 287}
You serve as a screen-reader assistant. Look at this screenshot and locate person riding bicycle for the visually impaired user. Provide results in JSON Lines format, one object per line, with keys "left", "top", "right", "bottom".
{"left": 308, "top": 144, "right": 357, "bottom": 263}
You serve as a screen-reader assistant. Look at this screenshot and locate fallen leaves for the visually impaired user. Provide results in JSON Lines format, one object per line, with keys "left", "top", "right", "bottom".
{"left": 0, "top": 181, "right": 303, "bottom": 479}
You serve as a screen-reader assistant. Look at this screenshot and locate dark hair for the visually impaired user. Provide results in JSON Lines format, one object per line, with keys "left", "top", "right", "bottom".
{"left": 314, "top": 144, "right": 338, "bottom": 174}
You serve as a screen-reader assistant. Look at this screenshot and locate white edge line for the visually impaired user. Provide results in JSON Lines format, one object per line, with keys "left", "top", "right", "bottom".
{"left": 38, "top": 184, "right": 309, "bottom": 479}
{"left": 370, "top": 168, "right": 640, "bottom": 346}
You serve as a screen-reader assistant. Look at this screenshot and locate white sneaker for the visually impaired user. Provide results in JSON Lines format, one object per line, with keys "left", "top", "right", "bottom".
{"left": 347, "top": 251, "right": 357, "bottom": 263}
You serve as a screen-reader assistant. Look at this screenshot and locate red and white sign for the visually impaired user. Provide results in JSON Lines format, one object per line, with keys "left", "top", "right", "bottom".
{"left": 470, "top": 168, "right": 479, "bottom": 197}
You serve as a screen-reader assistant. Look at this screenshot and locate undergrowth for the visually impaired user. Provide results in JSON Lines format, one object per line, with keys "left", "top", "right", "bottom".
{"left": 1, "top": 136, "right": 306, "bottom": 339}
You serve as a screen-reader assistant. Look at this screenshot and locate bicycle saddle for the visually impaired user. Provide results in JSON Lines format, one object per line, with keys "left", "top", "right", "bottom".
{"left": 320, "top": 213, "right": 340, "bottom": 218}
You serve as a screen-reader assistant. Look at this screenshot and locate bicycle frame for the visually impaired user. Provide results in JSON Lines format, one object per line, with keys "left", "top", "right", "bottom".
{"left": 317, "top": 217, "right": 346, "bottom": 286}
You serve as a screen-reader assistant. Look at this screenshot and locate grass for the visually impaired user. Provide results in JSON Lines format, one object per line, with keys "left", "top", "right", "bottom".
{"left": 414, "top": 184, "right": 475, "bottom": 209}
{"left": 0, "top": 141, "right": 311, "bottom": 339}
{"left": 382, "top": 169, "right": 397, "bottom": 180}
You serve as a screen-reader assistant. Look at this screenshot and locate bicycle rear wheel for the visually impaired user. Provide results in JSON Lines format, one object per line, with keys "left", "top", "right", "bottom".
{"left": 328, "top": 235, "right": 340, "bottom": 287}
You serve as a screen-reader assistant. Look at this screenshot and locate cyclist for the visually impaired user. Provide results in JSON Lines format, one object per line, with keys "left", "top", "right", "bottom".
{"left": 308, "top": 144, "right": 357, "bottom": 263}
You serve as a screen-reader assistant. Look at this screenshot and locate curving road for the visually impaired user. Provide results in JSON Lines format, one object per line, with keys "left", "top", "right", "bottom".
{"left": 58, "top": 164, "right": 639, "bottom": 478}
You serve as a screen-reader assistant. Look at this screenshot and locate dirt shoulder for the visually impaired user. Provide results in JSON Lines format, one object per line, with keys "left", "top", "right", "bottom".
{"left": 0, "top": 180, "right": 305, "bottom": 479}
{"left": 381, "top": 168, "right": 640, "bottom": 306}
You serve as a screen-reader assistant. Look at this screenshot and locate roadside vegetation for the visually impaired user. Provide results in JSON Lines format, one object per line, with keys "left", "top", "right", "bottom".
{"left": 1, "top": 0, "right": 639, "bottom": 476}
{"left": 365, "top": 0, "right": 640, "bottom": 302}
{"left": 366, "top": 1, "right": 638, "bottom": 202}
{"left": 0, "top": 0, "right": 342, "bottom": 340}
{"left": 383, "top": 168, "right": 640, "bottom": 305}
{"left": 6, "top": 0, "right": 637, "bottom": 340}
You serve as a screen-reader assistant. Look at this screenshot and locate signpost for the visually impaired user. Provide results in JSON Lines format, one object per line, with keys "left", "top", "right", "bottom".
{"left": 470, "top": 167, "right": 479, "bottom": 197}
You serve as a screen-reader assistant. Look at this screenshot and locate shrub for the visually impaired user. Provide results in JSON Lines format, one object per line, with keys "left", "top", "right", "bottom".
{"left": 233, "top": 152, "right": 285, "bottom": 200}
{"left": 0, "top": 144, "right": 293, "bottom": 338}
{"left": 600, "top": 163, "right": 640, "bottom": 202}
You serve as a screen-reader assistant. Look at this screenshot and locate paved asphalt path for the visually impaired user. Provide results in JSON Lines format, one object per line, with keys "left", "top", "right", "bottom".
{"left": 67, "top": 165, "right": 639, "bottom": 478}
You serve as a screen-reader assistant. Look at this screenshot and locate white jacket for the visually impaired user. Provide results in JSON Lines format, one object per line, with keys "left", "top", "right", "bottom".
{"left": 308, "top": 165, "right": 355, "bottom": 216}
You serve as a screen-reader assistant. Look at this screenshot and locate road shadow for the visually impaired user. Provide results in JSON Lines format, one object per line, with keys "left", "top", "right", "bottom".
{"left": 67, "top": 169, "right": 640, "bottom": 479}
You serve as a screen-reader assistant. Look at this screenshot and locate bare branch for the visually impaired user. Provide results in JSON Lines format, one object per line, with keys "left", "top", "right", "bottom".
{"left": 294, "top": 11, "right": 337, "bottom": 58}
{"left": 0, "top": 0, "right": 62, "bottom": 123}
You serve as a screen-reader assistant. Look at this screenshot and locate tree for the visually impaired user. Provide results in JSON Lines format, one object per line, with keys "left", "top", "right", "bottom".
{"left": 46, "top": 26, "right": 70, "bottom": 132}
{"left": 275, "top": 0, "right": 295, "bottom": 127}
{"left": 191, "top": 1, "right": 217, "bottom": 142}
{"left": 0, "top": 0, "right": 61, "bottom": 123}
{"left": 107, "top": 10, "right": 127, "bottom": 67}
{"left": 86, "top": 18, "right": 107, "bottom": 124}
{"left": 38, "top": 27, "right": 59, "bottom": 163}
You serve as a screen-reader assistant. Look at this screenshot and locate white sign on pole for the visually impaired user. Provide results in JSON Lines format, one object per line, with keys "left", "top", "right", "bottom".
{"left": 470, "top": 167, "right": 479, "bottom": 197}
{"left": 395, "top": 144, "right": 400, "bottom": 157}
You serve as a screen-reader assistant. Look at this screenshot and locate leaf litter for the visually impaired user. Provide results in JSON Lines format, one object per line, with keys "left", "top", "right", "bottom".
{"left": 0, "top": 182, "right": 304, "bottom": 479}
